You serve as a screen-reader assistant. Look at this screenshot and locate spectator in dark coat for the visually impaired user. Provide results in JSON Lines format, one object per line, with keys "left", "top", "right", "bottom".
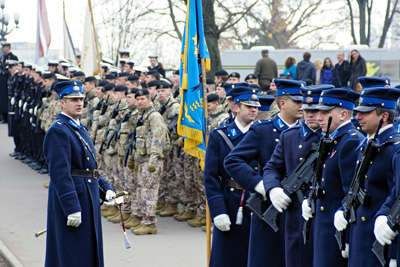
{"left": 254, "top": 49, "right": 278, "bottom": 91}
{"left": 332, "top": 52, "right": 350, "bottom": 88}
{"left": 296, "top": 52, "right": 316, "bottom": 85}
{"left": 320, "top": 57, "right": 334, "bottom": 84}
{"left": 349, "top": 49, "right": 367, "bottom": 92}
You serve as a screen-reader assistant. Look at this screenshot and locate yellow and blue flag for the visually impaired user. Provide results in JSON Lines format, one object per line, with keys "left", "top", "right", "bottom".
{"left": 177, "top": 0, "right": 211, "bottom": 169}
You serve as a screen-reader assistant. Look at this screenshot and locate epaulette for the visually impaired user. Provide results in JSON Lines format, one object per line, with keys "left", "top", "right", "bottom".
{"left": 345, "top": 129, "right": 361, "bottom": 139}
{"left": 53, "top": 120, "right": 65, "bottom": 128}
{"left": 253, "top": 119, "right": 272, "bottom": 126}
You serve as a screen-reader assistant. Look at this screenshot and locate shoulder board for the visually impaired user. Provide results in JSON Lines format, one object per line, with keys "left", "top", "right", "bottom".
{"left": 345, "top": 129, "right": 362, "bottom": 139}
{"left": 254, "top": 119, "right": 273, "bottom": 126}
{"left": 52, "top": 120, "right": 65, "bottom": 128}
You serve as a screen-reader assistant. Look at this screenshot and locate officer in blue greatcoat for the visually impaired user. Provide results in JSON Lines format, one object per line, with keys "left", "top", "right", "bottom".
{"left": 205, "top": 86, "right": 270, "bottom": 267}
{"left": 43, "top": 81, "right": 114, "bottom": 267}
{"left": 262, "top": 85, "right": 332, "bottom": 267}
{"left": 224, "top": 79, "right": 305, "bottom": 267}
{"left": 301, "top": 88, "right": 363, "bottom": 267}
{"left": 334, "top": 81, "right": 400, "bottom": 267}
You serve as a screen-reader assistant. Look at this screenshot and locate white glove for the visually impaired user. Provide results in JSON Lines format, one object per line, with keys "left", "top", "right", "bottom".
{"left": 23, "top": 102, "right": 27, "bottom": 111}
{"left": 214, "top": 214, "right": 231, "bottom": 231}
{"left": 390, "top": 259, "right": 397, "bottom": 267}
{"left": 67, "top": 211, "right": 82, "bottom": 227}
{"left": 302, "top": 199, "right": 313, "bottom": 221}
{"left": 269, "top": 187, "right": 291, "bottom": 213}
{"left": 19, "top": 100, "right": 22, "bottom": 107}
{"left": 341, "top": 243, "right": 349, "bottom": 258}
{"left": 334, "top": 210, "right": 348, "bottom": 231}
{"left": 34, "top": 106, "right": 38, "bottom": 115}
{"left": 254, "top": 181, "right": 267, "bottom": 200}
{"left": 374, "top": 215, "right": 396, "bottom": 245}
{"left": 104, "top": 190, "right": 115, "bottom": 205}
{"left": 11, "top": 97, "right": 15, "bottom": 105}
{"left": 29, "top": 108, "right": 33, "bottom": 114}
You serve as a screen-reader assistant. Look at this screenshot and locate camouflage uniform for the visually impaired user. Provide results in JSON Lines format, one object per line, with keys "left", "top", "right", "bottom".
{"left": 134, "top": 102, "right": 168, "bottom": 226}
{"left": 207, "top": 104, "right": 229, "bottom": 133}
{"left": 268, "top": 102, "right": 280, "bottom": 118}
{"left": 81, "top": 89, "right": 99, "bottom": 127}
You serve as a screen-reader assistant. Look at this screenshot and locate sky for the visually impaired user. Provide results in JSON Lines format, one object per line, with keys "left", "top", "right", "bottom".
{"left": 6, "top": 0, "right": 86, "bottom": 50}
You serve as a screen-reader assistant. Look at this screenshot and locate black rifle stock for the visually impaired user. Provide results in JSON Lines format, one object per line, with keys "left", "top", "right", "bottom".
{"left": 99, "top": 100, "right": 120, "bottom": 154}
{"left": 372, "top": 194, "right": 400, "bottom": 266}
{"left": 335, "top": 119, "right": 383, "bottom": 250}
{"left": 123, "top": 115, "right": 145, "bottom": 167}
{"left": 302, "top": 116, "right": 333, "bottom": 244}
{"left": 262, "top": 143, "right": 319, "bottom": 232}
{"left": 245, "top": 192, "right": 270, "bottom": 220}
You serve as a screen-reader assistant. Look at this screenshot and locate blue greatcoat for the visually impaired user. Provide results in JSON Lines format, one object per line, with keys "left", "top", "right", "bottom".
{"left": 263, "top": 123, "right": 321, "bottom": 267}
{"left": 313, "top": 122, "right": 363, "bottom": 267}
{"left": 343, "top": 126, "right": 400, "bottom": 267}
{"left": 205, "top": 121, "right": 256, "bottom": 267}
{"left": 225, "top": 115, "right": 296, "bottom": 267}
{"left": 44, "top": 113, "right": 112, "bottom": 267}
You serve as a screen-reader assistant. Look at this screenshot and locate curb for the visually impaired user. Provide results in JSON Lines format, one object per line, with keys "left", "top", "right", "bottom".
{"left": 0, "top": 240, "right": 24, "bottom": 267}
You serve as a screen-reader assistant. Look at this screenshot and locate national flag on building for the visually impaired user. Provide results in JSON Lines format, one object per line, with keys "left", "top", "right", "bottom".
{"left": 177, "top": 0, "right": 211, "bottom": 169}
{"left": 36, "top": 0, "right": 51, "bottom": 60}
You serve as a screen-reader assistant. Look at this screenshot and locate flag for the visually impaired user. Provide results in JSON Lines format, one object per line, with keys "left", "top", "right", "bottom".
{"left": 80, "top": 2, "right": 100, "bottom": 76}
{"left": 177, "top": 0, "right": 211, "bottom": 169}
{"left": 36, "top": 0, "right": 51, "bottom": 60}
{"left": 63, "top": 2, "right": 77, "bottom": 64}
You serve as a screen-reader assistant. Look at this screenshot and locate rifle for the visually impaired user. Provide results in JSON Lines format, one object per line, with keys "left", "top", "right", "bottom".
{"left": 87, "top": 99, "right": 103, "bottom": 129}
{"left": 106, "top": 110, "right": 133, "bottom": 149}
{"left": 335, "top": 119, "right": 383, "bottom": 250}
{"left": 372, "top": 194, "right": 400, "bottom": 266}
{"left": 167, "top": 113, "right": 179, "bottom": 135}
{"left": 302, "top": 116, "right": 333, "bottom": 244}
{"left": 92, "top": 96, "right": 110, "bottom": 143}
{"left": 123, "top": 115, "right": 145, "bottom": 167}
{"left": 245, "top": 191, "right": 270, "bottom": 220}
{"left": 262, "top": 142, "right": 319, "bottom": 232}
{"left": 99, "top": 100, "right": 121, "bottom": 154}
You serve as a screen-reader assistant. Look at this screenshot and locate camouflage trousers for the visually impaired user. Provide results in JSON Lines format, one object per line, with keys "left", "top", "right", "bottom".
{"left": 122, "top": 164, "right": 137, "bottom": 214}
{"left": 110, "top": 154, "right": 121, "bottom": 191}
{"left": 183, "top": 154, "right": 202, "bottom": 214}
{"left": 102, "top": 153, "right": 115, "bottom": 188}
{"left": 94, "top": 143, "right": 107, "bottom": 179}
{"left": 193, "top": 158, "right": 206, "bottom": 217}
{"left": 135, "top": 160, "right": 163, "bottom": 225}
{"left": 166, "top": 146, "right": 185, "bottom": 205}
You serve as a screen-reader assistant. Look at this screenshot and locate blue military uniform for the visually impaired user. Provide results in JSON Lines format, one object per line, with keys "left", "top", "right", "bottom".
{"left": 224, "top": 79, "right": 305, "bottom": 267}
{"left": 340, "top": 84, "right": 400, "bottom": 267}
{"left": 262, "top": 85, "right": 332, "bottom": 267}
{"left": 205, "top": 86, "right": 260, "bottom": 267}
{"left": 311, "top": 88, "right": 363, "bottom": 267}
{"left": 44, "top": 81, "right": 112, "bottom": 267}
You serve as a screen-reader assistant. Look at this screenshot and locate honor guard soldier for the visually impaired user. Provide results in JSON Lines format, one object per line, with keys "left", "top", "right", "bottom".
{"left": 334, "top": 80, "right": 400, "bottom": 267}
{"left": 43, "top": 81, "right": 114, "bottom": 267}
{"left": 205, "top": 86, "right": 263, "bottom": 267}
{"left": 148, "top": 55, "right": 166, "bottom": 78}
{"left": 81, "top": 76, "right": 99, "bottom": 125}
{"left": 301, "top": 88, "right": 363, "bottom": 267}
{"left": 6, "top": 60, "right": 21, "bottom": 156}
{"left": 224, "top": 79, "right": 306, "bottom": 267}
{"left": 263, "top": 85, "right": 332, "bottom": 267}
{"left": 1, "top": 43, "right": 18, "bottom": 122}
{"left": 131, "top": 88, "right": 169, "bottom": 235}
{"left": 48, "top": 60, "right": 59, "bottom": 73}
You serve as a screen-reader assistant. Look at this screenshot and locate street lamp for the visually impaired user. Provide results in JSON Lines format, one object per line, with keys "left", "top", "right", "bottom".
{"left": 0, "top": 0, "right": 19, "bottom": 42}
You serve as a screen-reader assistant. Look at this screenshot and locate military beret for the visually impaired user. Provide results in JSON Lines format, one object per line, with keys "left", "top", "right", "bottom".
{"left": 173, "top": 70, "right": 180, "bottom": 75}
{"left": 206, "top": 78, "right": 215, "bottom": 85}
{"left": 103, "top": 83, "right": 116, "bottom": 92}
{"left": 127, "top": 75, "right": 139, "bottom": 81}
{"left": 355, "top": 87, "right": 400, "bottom": 112}
{"left": 216, "top": 82, "right": 225, "bottom": 88}
{"left": 275, "top": 78, "right": 305, "bottom": 101}
{"left": 316, "top": 88, "right": 360, "bottom": 111}
{"left": 105, "top": 74, "right": 116, "bottom": 80}
{"left": 72, "top": 71, "right": 85, "bottom": 78}
{"left": 43, "top": 72, "right": 56, "bottom": 80}
{"left": 53, "top": 81, "right": 85, "bottom": 100}
{"left": 301, "top": 85, "right": 334, "bottom": 110}
{"left": 245, "top": 73, "right": 258, "bottom": 81}
{"left": 134, "top": 70, "right": 142, "bottom": 76}
{"left": 126, "top": 88, "right": 139, "bottom": 95}
{"left": 135, "top": 88, "right": 150, "bottom": 98}
{"left": 228, "top": 72, "right": 240, "bottom": 79}
{"left": 48, "top": 60, "right": 59, "bottom": 67}
{"left": 214, "top": 70, "right": 228, "bottom": 76}
{"left": 156, "top": 82, "right": 172, "bottom": 89}
{"left": 147, "top": 80, "right": 161, "bottom": 88}
{"left": 358, "top": 76, "right": 390, "bottom": 89}
{"left": 207, "top": 93, "right": 219, "bottom": 103}
{"left": 84, "top": 76, "right": 97, "bottom": 83}
{"left": 258, "top": 95, "right": 275, "bottom": 111}
{"left": 118, "top": 72, "right": 130, "bottom": 78}
{"left": 114, "top": 85, "right": 128, "bottom": 92}
{"left": 147, "top": 70, "right": 160, "bottom": 76}
{"left": 98, "top": 80, "right": 109, "bottom": 87}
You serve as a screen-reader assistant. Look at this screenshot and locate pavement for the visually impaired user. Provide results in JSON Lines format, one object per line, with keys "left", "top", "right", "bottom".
{"left": 0, "top": 124, "right": 207, "bottom": 267}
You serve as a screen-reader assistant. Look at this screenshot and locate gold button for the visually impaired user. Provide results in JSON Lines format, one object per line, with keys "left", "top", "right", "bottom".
{"left": 334, "top": 141, "right": 337, "bottom": 145}
{"left": 322, "top": 178, "right": 325, "bottom": 182}
{"left": 360, "top": 147, "right": 363, "bottom": 151}
{"left": 323, "top": 190, "right": 325, "bottom": 194}
{"left": 299, "top": 158, "right": 303, "bottom": 161}
{"left": 230, "top": 188, "right": 234, "bottom": 192}
{"left": 231, "top": 178, "right": 234, "bottom": 180}
{"left": 299, "top": 145, "right": 302, "bottom": 148}
{"left": 85, "top": 147, "right": 87, "bottom": 150}
{"left": 370, "top": 161, "right": 373, "bottom": 165}
{"left": 321, "top": 206, "right": 324, "bottom": 211}
{"left": 255, "top": 167, "right": 258, "bottom": 171}
{"left": 275, "top": 139, "right": 279, "bottom": 142}
{"left": 365, "top": 175, "right": 367, "bottom": 179}
{"left": 323, "top": 164, "right": 326, "bottom": 168}
{"left": 273, "top": 129, "right": 277, "bottom": 132}
{"left": 361, "top": 217, "right": 366, "bottom": 221}
{"left": 86, "top": 168, "right": 89, "bottom": 171}
{"left": 88, "top": 179, "right": 92, "bottom": 183}
{"left": 87, "top": 157, "right": 90, "bottom": 161}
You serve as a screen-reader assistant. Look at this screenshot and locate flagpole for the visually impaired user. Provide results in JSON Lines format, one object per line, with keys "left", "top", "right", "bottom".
{"left": 87, "top": 0, "right": 103, "bottom": 79}
{"left": 201, "top": 57, "right": 211, "bottom": 266}
{"left": 63, "top": 0, "right": 77, "bottom": 65}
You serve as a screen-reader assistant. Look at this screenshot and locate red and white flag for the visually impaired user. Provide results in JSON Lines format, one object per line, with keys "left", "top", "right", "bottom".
{"left": 36, "top": 0, "right": 51, "bottom": 59}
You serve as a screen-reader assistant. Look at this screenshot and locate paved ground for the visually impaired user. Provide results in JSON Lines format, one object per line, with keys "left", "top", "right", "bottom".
{"left": 0, "top": 124, "right": 207, "bottom": 267}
